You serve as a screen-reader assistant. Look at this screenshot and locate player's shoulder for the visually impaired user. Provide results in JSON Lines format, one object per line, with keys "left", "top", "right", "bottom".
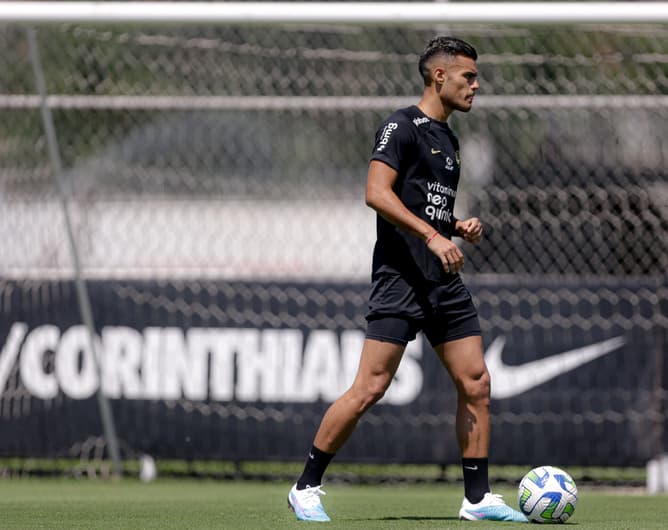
{"left": 382, "top": 106, "right": 430, "bottom": 129}
{"left": 376, "top": 106, "right": 432, "bottom": 143}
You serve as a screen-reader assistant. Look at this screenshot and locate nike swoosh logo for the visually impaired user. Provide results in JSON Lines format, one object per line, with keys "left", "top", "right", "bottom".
{"left": 464, "top": 465, "right": 478, "bottom": 471}
{"left": 485, "top": 336, "right": 625, "bottom": 399}
{"left": 431, "top": 148, "right": 441, "bottom": 155}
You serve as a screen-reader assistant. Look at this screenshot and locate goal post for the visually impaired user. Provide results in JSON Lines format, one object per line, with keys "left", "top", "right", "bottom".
{"left": 1, "top": 2, "right": 668, "bottom": 24}
{"left": 0, "top": 3, "right": 666, "bottom": 482}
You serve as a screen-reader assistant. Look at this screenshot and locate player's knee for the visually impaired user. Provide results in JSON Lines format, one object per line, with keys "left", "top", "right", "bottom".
{"left": 352, "top": 377, "right": 391, "bottom": 411}
{"left": 366, "top": 380, "right": 390, "bottom": 406}
{"left": 458, "top": 369, "right": 491, "bottom": 406}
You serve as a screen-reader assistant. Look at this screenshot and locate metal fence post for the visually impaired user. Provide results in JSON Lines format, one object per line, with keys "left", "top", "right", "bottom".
{"left": 26, "top": 27, "right": 123, "bottom": 477}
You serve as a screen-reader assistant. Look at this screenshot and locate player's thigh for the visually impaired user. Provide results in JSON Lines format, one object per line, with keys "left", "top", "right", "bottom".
{"left": 433, "top": 335, "right": 488, "bottom": 391}
{"left": 351, "top": 338, "right": 406, "bottom": 391}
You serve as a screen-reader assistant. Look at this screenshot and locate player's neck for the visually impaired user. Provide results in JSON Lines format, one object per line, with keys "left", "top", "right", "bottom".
{"left": 417, "top": 93, "right": 452, "bottom": 123}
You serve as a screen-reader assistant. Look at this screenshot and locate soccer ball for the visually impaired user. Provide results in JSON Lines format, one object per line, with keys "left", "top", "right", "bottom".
{"left": 517, "top": 466, "right": 578, "bottom": 523}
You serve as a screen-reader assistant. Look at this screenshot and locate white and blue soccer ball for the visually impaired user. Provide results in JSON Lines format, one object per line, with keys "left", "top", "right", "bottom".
{"left": 517, "top": 465, "right": 578, "bottom": 523}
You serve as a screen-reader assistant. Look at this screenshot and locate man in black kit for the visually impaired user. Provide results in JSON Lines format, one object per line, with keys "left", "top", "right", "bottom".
{"left": 288, "top": 36, "right": 527, "bottom": 523}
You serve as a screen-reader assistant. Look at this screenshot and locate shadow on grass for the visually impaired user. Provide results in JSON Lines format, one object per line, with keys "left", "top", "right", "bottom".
{"left": 356, "top": 515, "right": 460, "bottom": 522}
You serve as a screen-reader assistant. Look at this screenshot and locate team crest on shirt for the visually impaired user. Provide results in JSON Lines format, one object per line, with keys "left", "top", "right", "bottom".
{"left": 445, "top": 156, "right": 454, "bottom": 171}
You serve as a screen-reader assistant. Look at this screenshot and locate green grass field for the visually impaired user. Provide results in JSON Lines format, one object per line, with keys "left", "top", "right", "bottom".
{"left": 0, "top": 479, "right": 665, "bottom": 529}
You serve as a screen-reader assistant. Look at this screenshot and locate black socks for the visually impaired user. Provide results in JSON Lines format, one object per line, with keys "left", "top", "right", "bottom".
{"left": 296, "top": 445, "right": 335, "bottom": 490}
{"left": 462, "top": 457, "right": 490, "bottom": 504}
{"left": 296, "top": 448, "right": 487, "bottom": 501}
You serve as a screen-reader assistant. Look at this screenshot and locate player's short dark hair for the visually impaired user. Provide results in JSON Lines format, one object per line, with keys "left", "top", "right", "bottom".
{"left": 418, "top": 36, "right": 478, "bottom": 85}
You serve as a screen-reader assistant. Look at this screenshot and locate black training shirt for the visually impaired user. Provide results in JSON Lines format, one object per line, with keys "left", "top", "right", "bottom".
{"left": 370, "top": 105, "right": 462, "bottom": 282}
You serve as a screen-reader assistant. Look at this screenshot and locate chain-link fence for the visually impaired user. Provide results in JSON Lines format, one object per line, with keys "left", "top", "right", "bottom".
{"left": 1, "top": 13, "right": 667, "bottom": 468}
{"left": 2, "top": 21, "right": 666, "bottom": 278}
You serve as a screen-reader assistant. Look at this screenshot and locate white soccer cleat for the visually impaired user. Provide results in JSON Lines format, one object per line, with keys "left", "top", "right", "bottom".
{"left": 459, "top": 492, "right": 528, "bottom": 522}
{"left": 287, "top": 483, "right": 331, "bottom": 522}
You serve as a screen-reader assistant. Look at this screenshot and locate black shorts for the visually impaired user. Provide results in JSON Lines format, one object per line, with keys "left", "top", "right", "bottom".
{"left": 365, "top": 272, "right": 481, "bottom": 347}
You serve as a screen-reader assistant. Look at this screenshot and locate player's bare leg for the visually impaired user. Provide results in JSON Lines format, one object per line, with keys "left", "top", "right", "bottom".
{"left": 314, "top": 338, "right": 405, "bottom": 453}
{"left": 434, "top": 335, "right": 527, "bottom": 522}
{"left": 288, "top": 339, "right": 405, "bottom": 522}
{"left": 433, "top": 335, "right": 490, "bottom": 458}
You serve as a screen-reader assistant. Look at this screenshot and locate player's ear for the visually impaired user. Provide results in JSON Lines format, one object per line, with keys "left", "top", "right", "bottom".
{"left": 432, "top": 66, "right": 447, "bottom": 85}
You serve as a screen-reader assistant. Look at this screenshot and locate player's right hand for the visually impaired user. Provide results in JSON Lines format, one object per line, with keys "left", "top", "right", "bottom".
{"left": 426, "top": 233, "right": 464, "bottom": 273}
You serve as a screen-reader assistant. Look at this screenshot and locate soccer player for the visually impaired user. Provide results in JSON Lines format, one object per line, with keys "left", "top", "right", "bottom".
{"left": 287, "top": 36, "right": 527, "bottom": 523}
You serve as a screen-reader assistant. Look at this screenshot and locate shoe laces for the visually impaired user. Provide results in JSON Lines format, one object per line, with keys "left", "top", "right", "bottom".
{"left": 300, "top": 485, "right": 327, "bottom": 509}
{"left": 482, "top": 492, "right": 506, "bottom": 506}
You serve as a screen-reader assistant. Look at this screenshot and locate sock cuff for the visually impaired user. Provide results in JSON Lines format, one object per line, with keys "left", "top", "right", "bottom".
{"left": 462, "top": 457, "right": 488, "bottom": 464}
{"left": 312, "top": 445, "right": 335, "bottom": 459}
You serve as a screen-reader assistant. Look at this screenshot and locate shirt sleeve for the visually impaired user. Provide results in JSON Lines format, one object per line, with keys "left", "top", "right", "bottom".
{"left": 370, "top": 117, "right": 414, "bottom": 172}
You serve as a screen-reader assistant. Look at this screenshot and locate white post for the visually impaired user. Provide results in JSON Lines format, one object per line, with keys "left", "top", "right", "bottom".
{"left": 0, "top": 2, "right": 667, "bottom": 24}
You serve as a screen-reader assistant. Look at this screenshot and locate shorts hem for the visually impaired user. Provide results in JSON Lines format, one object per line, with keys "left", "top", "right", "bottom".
{"left": 365, "top": 312, "right": 423, "bottom": 322}
{"left": 364, "top": 332, "right": 410, "bottom": 347}
{"left": 427, "top": 329, "right": 482, "bottom": 348}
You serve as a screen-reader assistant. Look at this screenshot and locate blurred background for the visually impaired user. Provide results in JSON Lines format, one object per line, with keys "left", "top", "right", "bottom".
{"left": 0, "top": 1, "right": 666, "bottom": 487}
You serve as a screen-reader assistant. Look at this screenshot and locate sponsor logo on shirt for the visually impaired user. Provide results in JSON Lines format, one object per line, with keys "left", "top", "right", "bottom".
{"left": 412, "top": 117, "right": 430, "bottom": 127}
{"left": 376, "top": 122, "right": 398, "bottom": 151}
{"left": 425, "top": 181, "right": 457, "bottom": 222}
{"left": 445, "top": 156, "right": 454, "bottom": 171}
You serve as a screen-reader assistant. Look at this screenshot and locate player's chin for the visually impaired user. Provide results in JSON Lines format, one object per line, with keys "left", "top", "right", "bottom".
{"left": 456, "top": 99, "right": 474, "bottom": 112}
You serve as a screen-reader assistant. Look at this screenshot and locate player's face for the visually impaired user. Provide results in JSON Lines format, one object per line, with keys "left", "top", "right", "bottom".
{"left": 433, "top": 56, "right": 479, "bottom": 112}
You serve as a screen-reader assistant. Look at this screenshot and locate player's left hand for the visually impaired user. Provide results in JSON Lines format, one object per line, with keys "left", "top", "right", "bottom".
{"left": 456, "top": 217, "right": 483, "bottom": 244}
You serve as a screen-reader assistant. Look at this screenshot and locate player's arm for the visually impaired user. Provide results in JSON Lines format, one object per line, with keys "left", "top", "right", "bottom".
{"left": 365, "top": 160, "right": 464, "bottom": 273}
